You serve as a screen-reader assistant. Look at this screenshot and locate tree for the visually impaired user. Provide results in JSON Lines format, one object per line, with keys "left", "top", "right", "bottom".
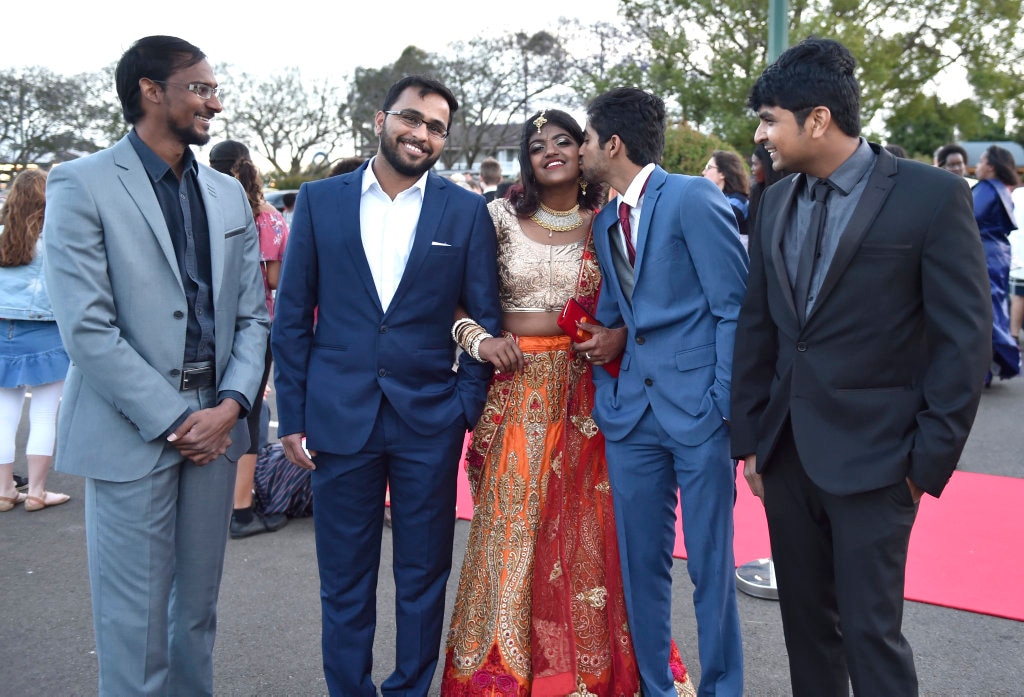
{"left": 437, "top": 31, "right": 575, "bottom": 170}
{"left": 607, "top": 0, "right": 1023, "bottom": 153}
{"left": 887, "top": 94, "right": 1011, "bottom": 158}
{"left": 224, "top": 67, "right": 349, "bottom": 176}
{"left": 0, "top": 66, "right": 115, "bottom": 168}
{"left": 347, "top": 47, "right": 440, "bottom": 158}
{"left": 662, "top": 121, "right": 732, "bottom": 175}
{"left": 885, "top": 94, "right": 957, "bottom": 158}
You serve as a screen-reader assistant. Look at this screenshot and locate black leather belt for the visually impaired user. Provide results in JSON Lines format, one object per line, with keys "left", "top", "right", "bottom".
{"left": 180, "top": 362, "right": 215, "bottom": 391}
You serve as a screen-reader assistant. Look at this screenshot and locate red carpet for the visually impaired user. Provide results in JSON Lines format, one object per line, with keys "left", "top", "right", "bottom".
{"left": 455, "top": 457, "right": 1024, "bottom": 621}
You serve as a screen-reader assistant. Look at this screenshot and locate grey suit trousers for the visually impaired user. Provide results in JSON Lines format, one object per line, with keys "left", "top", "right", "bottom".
{"left": 84, "top": 386, "right": 238, "bottom": 697}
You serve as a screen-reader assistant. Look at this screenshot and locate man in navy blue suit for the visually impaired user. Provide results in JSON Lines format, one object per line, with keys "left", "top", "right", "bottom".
{"left": 272, "top": 75, "right": 501, "bottom": 696}
{"left": 578, "top": 88, "right": 748, "bottom": 696}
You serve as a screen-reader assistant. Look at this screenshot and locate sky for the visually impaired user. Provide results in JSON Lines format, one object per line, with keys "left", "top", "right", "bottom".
{"left": 6, "top": 0, "right": 623, "bottom": 81}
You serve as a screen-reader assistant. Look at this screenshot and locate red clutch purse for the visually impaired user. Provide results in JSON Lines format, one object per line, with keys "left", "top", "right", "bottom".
{"left": 558, "top": 298, "right": 621, "bottom": 377}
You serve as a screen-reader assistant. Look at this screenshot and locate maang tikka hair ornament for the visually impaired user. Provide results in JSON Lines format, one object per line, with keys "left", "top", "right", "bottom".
{"left": 533, "top": 111, "right": 548, "bottom": 133}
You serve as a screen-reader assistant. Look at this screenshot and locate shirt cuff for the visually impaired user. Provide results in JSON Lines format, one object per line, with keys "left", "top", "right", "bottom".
{"left": 161, "top": 408, "right": 192, "bottom": 440}
{"left": 219, "top": 390, "right": 251, "bottom": 418}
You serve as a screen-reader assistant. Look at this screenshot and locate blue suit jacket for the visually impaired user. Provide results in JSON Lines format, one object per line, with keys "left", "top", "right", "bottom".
{"left": 592, "top": 166, "right": 748, "bottom": 445}
{"left": 272, "top": 163, "right": 501, "bottom": 455}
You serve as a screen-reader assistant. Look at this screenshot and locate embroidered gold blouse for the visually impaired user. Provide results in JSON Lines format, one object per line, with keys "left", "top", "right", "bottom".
{"left": 489, "top": 199, "right": 585, "bottom": 312}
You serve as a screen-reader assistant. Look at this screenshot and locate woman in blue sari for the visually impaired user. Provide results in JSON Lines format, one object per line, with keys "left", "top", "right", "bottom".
{"left": 973, "top": 144, "right": 1021, "bottom": 381}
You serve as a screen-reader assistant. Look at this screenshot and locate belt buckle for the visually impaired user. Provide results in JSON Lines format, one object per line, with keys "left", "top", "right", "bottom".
{"left": 180, "top": 366, "right": 213, "bottom": 391}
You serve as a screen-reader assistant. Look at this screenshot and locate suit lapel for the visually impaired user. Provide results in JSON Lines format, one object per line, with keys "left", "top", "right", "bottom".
{"left": 807, "top": 146, "right": 896, "bottom": 324}
{"left": 632, "top": 167, "right": 665, "bottom": 279}
{"left": 769, "top": 175, "right": 801, "bottom": 321}
{"left": 199, "top": 171, "right": 225, "bottom": 306}
{"left": 112, "top": 138, "right": 183, "bottom": 288}
{"left": 337, "top": 169, "right": 383, "bottom": 314}
{"left": 388, "top": 173, "right": 446, "bottom": 315}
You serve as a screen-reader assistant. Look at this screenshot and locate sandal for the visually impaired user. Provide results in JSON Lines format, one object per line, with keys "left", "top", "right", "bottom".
{"left": 0, "top": 492, "right": 27, "bottom": 512}
{"left": 24, "top": 491, "right": 70, "bottom": 512}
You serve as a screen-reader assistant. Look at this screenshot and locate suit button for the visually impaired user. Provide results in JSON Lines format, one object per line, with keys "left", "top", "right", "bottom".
{"left": 644, "top": 378, "right": 653, "bottom": 386}
{"left": 379, "top": 325, "right": 388, "bottom": 334}
{"left": 170, "top": 369, "right": 181, "bottom": 377}
{"left": 378, "top": 369, "right": 387, "bottom": 377}
{"left": 797, "top": 342, "right": 807, "bottom": 352}
{"left": 636, "top": 336, "right": 645, "bottom": 345}
{"left": 173, "top": 310, "right": 184, "bottom": 319}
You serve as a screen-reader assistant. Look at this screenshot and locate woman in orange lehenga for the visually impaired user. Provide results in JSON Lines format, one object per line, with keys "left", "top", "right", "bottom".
{"left": 441, "top": 110, "right": 694, "bottom": 696}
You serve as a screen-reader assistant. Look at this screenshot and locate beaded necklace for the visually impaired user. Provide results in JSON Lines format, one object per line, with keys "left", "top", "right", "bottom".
{"left": 530, "top": 202, "right": 583, "bottom": 236}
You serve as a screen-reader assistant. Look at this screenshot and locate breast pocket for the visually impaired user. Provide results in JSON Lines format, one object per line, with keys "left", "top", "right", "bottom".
{"left": 858, "top": 243, "right": 912, "bottom": 257}
{"left": 224, "top": 226, "right": 247, "bottom": 239}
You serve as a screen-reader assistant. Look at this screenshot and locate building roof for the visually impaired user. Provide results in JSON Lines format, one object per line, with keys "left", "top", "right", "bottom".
{"left": 959, "top": 141, "right": 1024, "bottom": 167}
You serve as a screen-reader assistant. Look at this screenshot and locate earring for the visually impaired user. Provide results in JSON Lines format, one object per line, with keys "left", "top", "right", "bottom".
{"left": 578, "top": 176, "right": 588, "bottom": 195}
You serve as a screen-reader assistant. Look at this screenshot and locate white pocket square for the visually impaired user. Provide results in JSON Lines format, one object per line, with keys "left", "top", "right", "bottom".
{"left": 431, "top": 241, "right": 452, "bottom": 247}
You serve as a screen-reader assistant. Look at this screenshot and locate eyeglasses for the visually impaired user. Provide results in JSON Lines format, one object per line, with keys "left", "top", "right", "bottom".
{"left": 151, "top": 80, "right": 223, "bottom": 101}
{"left": 384, "top": 110, "right": 448, "bottom": 140}
{"left": 703, "top": 163, "right": 719, "bottom": 172}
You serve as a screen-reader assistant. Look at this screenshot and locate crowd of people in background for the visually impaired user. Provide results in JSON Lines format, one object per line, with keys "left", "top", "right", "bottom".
{"left": 0, "top": 30, "right": 1019, "bottom": 697}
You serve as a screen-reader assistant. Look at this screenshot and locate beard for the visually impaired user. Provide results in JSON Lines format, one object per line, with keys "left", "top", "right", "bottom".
{"left": 170, "top": 114, "right": 213, "bottom": 147}
{"left": 379, "top": 131, "right": 441, "bottom": 179}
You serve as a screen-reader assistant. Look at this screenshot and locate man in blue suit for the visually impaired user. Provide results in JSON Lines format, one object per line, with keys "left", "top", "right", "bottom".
{"left": 271, "top": 76, "right": 501, "bottom": 696}
{"left": 577, "top": 88, "right": 748, "bottom": 696}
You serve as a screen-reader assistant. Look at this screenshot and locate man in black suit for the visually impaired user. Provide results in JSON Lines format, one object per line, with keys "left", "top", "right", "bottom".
{"left": 731, "top": 38, "right": 991, "bottom": 696}
{"left": 479, "top": 157, "right": 502, "bottom": 202}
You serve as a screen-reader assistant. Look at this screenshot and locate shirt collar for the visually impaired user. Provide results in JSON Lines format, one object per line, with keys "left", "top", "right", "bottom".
{"left": 361, "top": 156, "right": 429, "bottom": 199}
{"left": 619, "top": 162, "right": 656, "bottom": 208}
{"left": 806, "top": 137, "right": 874, "bottom": 197}
{"left": 127, "top": 129, "right": 198, "bottom": 182}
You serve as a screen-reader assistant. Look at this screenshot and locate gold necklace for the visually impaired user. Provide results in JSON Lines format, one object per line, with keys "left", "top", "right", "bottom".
{"left": 531, "top": 202, "right": 582, "bottom": 236}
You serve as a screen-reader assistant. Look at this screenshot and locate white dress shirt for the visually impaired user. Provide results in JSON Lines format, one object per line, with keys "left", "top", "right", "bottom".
{"left": 360, "top": 158, "right": 429, "bottom": 311}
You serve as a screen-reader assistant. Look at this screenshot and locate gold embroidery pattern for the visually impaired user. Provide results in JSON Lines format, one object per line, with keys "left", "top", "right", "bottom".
{"left": 445, "top": 342, "right": 570, "bottom": 681}
{"left": 574, "top": 586, "right": 608, "bottom": 610}
{"left": 491, "top": 199, "right": 587, "bottom": 313}
{"left": 569, "top": 675, "right": 598, "bottom": 697}
{"left": 677, "top": 678, "right": 698, "bottom": 697}
{"left": 571, "top": 414, "right": 599, "bottom": 439}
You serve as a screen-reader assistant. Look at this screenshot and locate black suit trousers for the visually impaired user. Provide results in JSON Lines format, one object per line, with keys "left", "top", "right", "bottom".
{"left": 764, "top": 423, "right": 920, "bottom": 697}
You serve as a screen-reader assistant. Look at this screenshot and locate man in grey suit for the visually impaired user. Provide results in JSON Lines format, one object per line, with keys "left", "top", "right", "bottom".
{"left": 43, "top": 36, "right": 269, "bottom": 696}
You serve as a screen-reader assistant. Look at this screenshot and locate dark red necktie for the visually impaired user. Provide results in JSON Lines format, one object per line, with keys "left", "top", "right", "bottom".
{"left": 617, "top": 200, "right": 637, "bottom": 266}
{"left": 617, "top": 178, "right": 649, "bottom": 267}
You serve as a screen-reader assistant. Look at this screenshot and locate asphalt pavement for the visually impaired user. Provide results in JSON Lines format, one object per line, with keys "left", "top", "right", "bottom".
{"left": 2, "top": 378, "right": 1022, "bottom": 695}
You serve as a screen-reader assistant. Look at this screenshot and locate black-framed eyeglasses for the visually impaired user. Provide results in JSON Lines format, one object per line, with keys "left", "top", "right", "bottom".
{"left": 384, "top": 110, "right": 448, "bottom": 140}
{"left": 151, "top": 80, "right": 223, "bottom": 101}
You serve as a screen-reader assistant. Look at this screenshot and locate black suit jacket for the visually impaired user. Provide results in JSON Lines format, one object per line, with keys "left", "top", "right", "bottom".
{"left": 731, "top": 144, "right": 991, "bottom": 497}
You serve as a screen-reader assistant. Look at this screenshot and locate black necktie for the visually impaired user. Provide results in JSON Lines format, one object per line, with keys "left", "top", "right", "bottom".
{"left": 793, "top": 179, "right": 833, "bottom": 325}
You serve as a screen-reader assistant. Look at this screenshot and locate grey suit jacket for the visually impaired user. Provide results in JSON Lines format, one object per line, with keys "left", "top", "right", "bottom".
{"left": 44, "top": 135, "right": 270, "bottom": 482}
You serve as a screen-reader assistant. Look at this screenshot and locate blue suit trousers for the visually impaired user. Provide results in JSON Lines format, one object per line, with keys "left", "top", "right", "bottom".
{"left": 605, "top": 407, "right": 743, "bottom": 696}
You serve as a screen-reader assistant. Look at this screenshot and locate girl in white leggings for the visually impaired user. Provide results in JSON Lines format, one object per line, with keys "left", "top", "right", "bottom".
{"left": 0, "top": 380, "right": 69, "bottom": 511}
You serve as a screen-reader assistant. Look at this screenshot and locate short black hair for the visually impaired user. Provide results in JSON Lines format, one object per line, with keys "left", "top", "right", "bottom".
{"left": 116, "top": 35, "right": 206, "bottom": 125}
{"left": 382, "top": 75, "right": 459, "bottom": 128}
{"left": 328, "top": 157, "right": 366, "bottom": 177}
{"left": 586, "top": 88, "right": 665, "bottom": 166}
{"left": 747, "top": 36, "right": 861, "bottom": 137}
{"left": 883, "top": 144, "right": 908, "bottom": 159}
{"left": 934, "top": 143, "right": 968, "bottom": 167}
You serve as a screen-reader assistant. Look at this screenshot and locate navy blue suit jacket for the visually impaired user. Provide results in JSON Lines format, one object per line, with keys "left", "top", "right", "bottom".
{"left": 272, "top": 163, "right": 501, "bottom": 454}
